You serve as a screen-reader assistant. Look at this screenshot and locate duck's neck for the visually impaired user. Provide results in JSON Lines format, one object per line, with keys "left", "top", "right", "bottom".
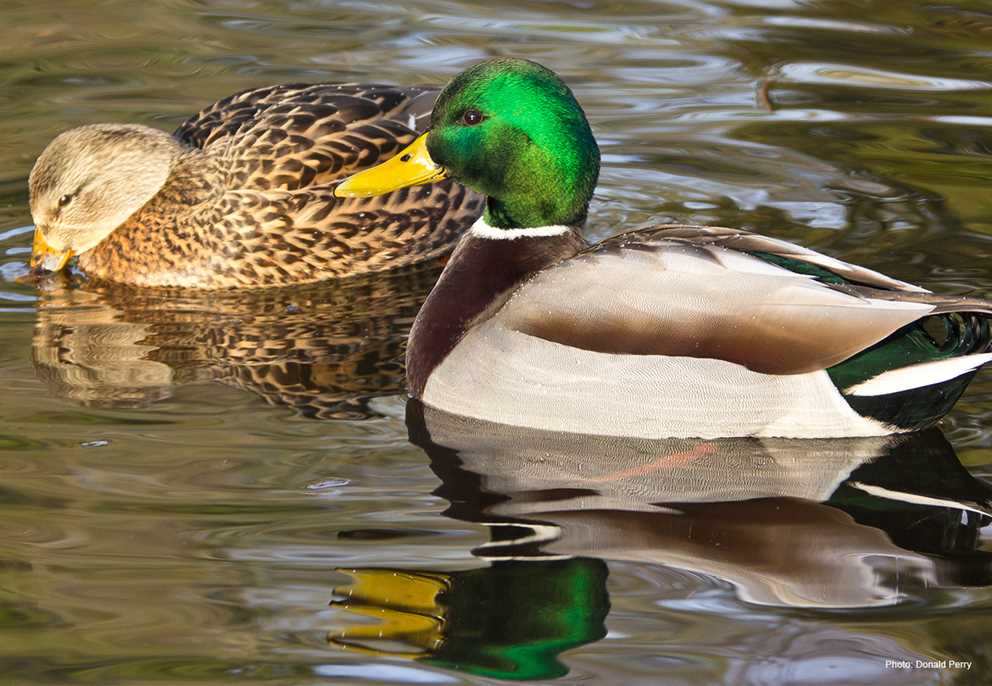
{"left": 406, "top": 216, "right": 587, "bottom": 397}
{"left": 485, "top": 195, "right": 587, "bottom": 230}
{"left": 481, "top": 160, "right": 595, "bottom": 230}
{"left": 79, "top": 148, "right": 223, "bottom": 281}
{"left": 149, "top": 148, "right": 221, "bottom": 209}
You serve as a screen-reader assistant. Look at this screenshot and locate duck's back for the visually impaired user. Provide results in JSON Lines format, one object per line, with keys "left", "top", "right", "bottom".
{"left": 175, "top": 83, "right": 438, "bottom": 190}
{"left": 80, "top": 84, "right": 482, "bottom": 288}
{"left": 419, "top": 225, "right": 992, "bottom": 438}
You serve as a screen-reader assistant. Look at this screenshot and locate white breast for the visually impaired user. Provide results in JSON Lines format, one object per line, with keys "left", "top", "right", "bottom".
{"left": 422, "top": 320, "right": 892, "bottom": 439}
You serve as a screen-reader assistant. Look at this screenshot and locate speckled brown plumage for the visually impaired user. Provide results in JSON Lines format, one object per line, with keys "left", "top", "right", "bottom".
{"left": 76, "top": 84, "right": 482, "bottom": 288}
{"left": 32, "top": 261, "right": 442, "bottom": 418}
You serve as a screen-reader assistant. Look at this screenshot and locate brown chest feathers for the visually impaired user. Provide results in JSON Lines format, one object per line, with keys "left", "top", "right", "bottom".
{"left": 405, "top": 228, "right": 588, "bottom": 397}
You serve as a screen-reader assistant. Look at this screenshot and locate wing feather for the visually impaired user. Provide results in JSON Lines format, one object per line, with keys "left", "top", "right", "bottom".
{"left": 173, "top": 83, "right": 439, "bottom": 191}
{"left": 499, "top": 229, "right": 938, "bottom": 375}
{"left": 595, "top": 225, "right": 928, "bottom": 292}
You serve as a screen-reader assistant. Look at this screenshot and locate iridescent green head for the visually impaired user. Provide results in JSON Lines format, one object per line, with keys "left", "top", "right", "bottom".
{"left": 335, "top": 58, "right": 600, "bottom": 229}
{"left": 428, "top": 58, "right": 600, "bottom": 228}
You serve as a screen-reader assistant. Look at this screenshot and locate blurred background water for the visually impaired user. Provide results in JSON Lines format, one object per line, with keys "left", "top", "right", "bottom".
{"left": 2, "top": 0, "right": 992, "bottom": 684}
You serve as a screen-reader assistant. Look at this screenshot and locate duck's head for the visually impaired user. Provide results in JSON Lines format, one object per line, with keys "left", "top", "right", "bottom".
{"left": 28, "top": 124, "right": 181, "bottom": 273}
{"left": 335, "top": 58, "right": 600, "bottom": 229}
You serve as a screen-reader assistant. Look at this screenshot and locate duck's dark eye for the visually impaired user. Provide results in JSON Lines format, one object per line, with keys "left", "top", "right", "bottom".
{"left": 461, "top": 108, "right": 485, "bottom": 126}
{"left": 58, "top": 194, "right": 73, "bottom": 208}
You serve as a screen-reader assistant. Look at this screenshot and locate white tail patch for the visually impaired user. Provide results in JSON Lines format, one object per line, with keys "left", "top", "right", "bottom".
{"left": 473, "top": 522, "right": 570, "bottom": 561}
{"left": 845, "top": 353, "right": 992, "bottom": 397}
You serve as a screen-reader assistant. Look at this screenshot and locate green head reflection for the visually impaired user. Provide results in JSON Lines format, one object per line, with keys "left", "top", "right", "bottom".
{"left": 330, "top": 557, "right": 609, "bottom": 681}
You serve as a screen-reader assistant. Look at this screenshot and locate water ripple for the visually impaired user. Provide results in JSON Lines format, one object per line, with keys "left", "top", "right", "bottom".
{"left": 1, "top": 1, "right": 992, "bottom": 684}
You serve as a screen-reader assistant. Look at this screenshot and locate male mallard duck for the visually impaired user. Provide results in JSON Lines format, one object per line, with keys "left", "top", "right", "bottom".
{"left": 335, "top": 58, "right": 992, "bottom": 439}
{"left": 28, "top": 84, "right": 482, "bottom": 288}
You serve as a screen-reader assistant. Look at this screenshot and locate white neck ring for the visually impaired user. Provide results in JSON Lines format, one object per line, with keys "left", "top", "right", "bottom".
{"left": 469, "top": 216, "right": 571, "bottom": 240}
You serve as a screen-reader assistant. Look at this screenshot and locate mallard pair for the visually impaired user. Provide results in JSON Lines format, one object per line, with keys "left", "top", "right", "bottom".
{"left": 30, "top": 59, "right": 992, "bottom": 438}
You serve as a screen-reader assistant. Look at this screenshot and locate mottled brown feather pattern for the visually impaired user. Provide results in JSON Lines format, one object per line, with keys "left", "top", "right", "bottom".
{"left": 79, "top": 84, "right": 481, "bottom": 288}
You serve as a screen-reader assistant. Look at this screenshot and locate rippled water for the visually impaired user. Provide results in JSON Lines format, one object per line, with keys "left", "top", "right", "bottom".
{"left": 2, "top": 1, "right": 992, "bottom": 684}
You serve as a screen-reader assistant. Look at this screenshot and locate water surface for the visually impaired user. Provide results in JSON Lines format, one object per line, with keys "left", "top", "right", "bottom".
{"left": 2, "top": 1, "right": 992, "bottom": 684}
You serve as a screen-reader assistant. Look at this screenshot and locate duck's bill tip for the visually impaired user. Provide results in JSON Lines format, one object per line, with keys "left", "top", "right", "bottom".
{"left": 30, "top": 228, "right": 73, "bottom": 274}
{"left": 333, "top": 132, "right": 448, "bottom": 199}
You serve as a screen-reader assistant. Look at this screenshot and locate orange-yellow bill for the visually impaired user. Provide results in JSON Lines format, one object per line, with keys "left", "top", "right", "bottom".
{"left": 333, "top": 133, "right": 447, "bottom": 198}
{"left": 31, "top": 228, "right": 73, "bottom": 273}
{"left": 328, "top": 567, "right": 449, "bottom": 658}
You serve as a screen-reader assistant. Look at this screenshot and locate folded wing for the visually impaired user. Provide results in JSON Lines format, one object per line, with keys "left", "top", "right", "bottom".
{"left": 500, "top": 225, "right": 939, "bottom": 375}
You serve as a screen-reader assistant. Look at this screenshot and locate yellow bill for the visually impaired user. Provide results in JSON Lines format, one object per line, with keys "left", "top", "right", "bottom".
{"left": 31, "top": 228, "right": 73, "bottom": 273}
{"left": 328, "top": 567, "right": 449, "bottom": 658}
{"left": 334, "top": 133, "right": 447, "bottom": 198}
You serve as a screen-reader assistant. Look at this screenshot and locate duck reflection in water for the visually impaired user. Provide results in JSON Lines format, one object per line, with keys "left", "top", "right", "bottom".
{"left": 31, "top": 262, "right": 441, "bottom": 419}
{"left": 327, "top": 400, "right": 992, "bottom": 681}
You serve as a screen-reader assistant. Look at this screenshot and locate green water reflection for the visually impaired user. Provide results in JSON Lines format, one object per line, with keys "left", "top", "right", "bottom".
{"left": 333, "top": 559, "right": 609, "bottom": 681}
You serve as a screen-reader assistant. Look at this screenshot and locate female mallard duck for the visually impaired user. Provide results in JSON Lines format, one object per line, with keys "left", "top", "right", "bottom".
{"left": 28, "top": 83, "right": 482, "bottom": 288}
{"left": 335, "top": 58, "right": 992, "bottom": 439}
